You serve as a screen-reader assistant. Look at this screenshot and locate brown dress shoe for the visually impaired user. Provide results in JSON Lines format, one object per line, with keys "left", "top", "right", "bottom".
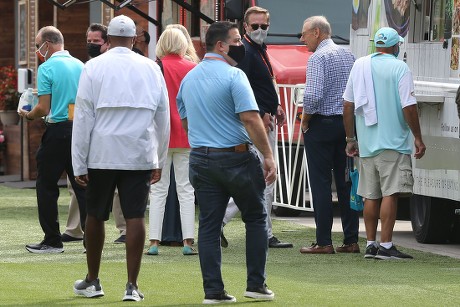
{"left": 335, "top": 243, "right": 360, "bottom": 253}
{"left": 300, "top": 243, "right": 335, "bottom": 254}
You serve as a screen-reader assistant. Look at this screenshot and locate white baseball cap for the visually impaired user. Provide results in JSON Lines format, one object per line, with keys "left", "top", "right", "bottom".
{"left": 107, "top": 15, "right": 136, "bottom": 37}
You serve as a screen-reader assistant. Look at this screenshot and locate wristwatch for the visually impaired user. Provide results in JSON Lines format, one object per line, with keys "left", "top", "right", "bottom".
{"left": 346, "top": 136, "right": 356, "bottom": 142}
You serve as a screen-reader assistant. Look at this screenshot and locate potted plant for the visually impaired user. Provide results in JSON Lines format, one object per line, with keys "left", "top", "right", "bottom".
{"left": 0, "top": 66, "right": 20, "bottom": 125}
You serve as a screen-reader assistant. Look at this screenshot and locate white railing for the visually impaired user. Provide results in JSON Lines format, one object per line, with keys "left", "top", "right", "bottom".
{"left": 273, "top": 84, "right": 313, "bottom": 211}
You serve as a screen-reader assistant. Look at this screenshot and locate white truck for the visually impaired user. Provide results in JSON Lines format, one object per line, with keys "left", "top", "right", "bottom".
{"left": 273, "top": 0, "right": 460, "bottom": 244}
{"left": 348, "top": 0, "right": 460, "bottom": 244}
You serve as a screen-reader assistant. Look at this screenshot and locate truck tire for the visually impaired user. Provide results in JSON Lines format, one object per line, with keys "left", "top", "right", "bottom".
{"left": 449, "top": 218, "right": 460, "bottom": 243}
{"left": 410, "top": 195, "right": 453, "bottom": 243}
{"left": 272, "top": 205, "right": 302, "bottom": 217}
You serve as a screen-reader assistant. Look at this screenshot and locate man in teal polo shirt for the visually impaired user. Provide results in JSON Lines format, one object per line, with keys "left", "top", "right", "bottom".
{"left": 19, "top": 26, "right": 86, "bottom": 254}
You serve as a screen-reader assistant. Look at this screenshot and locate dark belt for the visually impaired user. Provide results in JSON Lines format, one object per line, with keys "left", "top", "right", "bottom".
{"left": 192, "top": 143, "right": 249, "bottom": 153}
{"left": 44, "top": 120, "right": 72, "bottom": 126}
{"left": 313, "top": 114, "right": 342, "bottom": 119}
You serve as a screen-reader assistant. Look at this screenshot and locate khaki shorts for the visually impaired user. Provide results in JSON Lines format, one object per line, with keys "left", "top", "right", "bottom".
{"left": 357, "top": 150, "right": 413, "bottom": 199}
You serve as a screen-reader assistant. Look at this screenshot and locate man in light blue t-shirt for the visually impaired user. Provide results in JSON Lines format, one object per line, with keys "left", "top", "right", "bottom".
{"left": 343, "top": 27, "right": 426, "bottom": 260}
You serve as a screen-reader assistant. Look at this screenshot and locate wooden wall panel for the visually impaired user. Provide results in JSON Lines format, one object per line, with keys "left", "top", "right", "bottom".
{"left": 4, "top": 125, "right": 20, "bottom": 175}
{"left": 0, "top": 1, "right": 15, "bottom": 66}
{"left": 117, "top": 3, "right": 150, "bottom": 32}
{"left": 26, "top": 120, "right": 45, "bottom": 180}
{"left": 57, "top": 3, "right": 90, "bottom": 62}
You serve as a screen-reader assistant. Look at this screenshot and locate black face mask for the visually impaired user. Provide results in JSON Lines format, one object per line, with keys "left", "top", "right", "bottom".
{"left": 227, "top": 44, "right": 246, "bottom": 63}
{"left": 87, "top": 43, "right": 103, "bottom": 58}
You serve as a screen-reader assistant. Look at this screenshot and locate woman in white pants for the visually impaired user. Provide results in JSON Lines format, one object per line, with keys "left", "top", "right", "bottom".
{"left": 146, "top": 27, "right": 198, "bottom": 255}
{"left": 148, "top": 149, "right": 196, "bottom": 255}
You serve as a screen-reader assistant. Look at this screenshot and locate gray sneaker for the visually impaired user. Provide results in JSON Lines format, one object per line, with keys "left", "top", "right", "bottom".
{"left": 364, "top": 243, "right": 379, "bottom": 259}
{"left": 25, "top": 242, "right": 63, "bottom": 254}
{"left": 123, "top": 282, "right": 144, "bottom": 301}
{"left": 375, "top": 245, "right": 413, "bottom": 260}
{"left": 73, "top": 277, "right": 104, "bottom": 298}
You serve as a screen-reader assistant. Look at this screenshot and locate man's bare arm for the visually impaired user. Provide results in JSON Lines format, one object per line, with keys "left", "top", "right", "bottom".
{"left": 18, "top": 94, "right": 50, "bottom": 120}
{"left": 343, "top": 100, "right": 359, "bottom": 157}
{"left": 403, "top": 104, "right": 426, "bottom": 159}
{"left": 181, "top": 118, "right": 188, "bottom": 134}
{"left": 239, "top": 110, "right": 276, "bottom": 184}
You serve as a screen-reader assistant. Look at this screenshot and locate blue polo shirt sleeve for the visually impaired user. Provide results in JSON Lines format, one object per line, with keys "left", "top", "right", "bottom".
{"left": 37, "top": 66, "right": 52, "bottom": 96}
{"left": 231, "top": 69, "right": 259, "bottom": 114}
{"left": 176, "top": 81, "right": 187, "bottom": 119}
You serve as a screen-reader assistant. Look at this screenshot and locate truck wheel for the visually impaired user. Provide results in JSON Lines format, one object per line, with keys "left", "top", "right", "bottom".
{"left": 450, "top": 219, "right": 460, "bottom": 243}
{"left": 272, "top": 205, "right": 301, "bottom": 217}
{"left": 410, "top": 195, "right": 453, "bottom": 243}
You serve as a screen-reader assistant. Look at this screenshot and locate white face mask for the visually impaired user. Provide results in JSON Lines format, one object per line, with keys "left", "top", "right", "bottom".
{"left": 248, "top": 28, "right": 268, "bottom": 45}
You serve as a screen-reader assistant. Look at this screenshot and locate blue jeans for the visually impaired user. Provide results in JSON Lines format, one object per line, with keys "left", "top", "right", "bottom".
{"left": 189, "top": 147, "right": 268, "bottom": 295}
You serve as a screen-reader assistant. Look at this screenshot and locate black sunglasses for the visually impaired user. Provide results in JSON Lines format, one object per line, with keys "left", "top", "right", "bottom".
{"left": 250, "top": 23, "right": 269, "bottom": 31}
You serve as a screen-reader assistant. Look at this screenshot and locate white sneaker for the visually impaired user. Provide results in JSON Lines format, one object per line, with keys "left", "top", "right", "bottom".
{"left": 123, "top": 282, "right": 144, "bottom": 301}
{"left": 73, "top": 277, "right": 104, "bottom": 298}
{"left": 244, "top": 284, "right": 274, "bottom": 300}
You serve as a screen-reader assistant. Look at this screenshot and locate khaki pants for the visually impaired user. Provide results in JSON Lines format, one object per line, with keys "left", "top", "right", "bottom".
{"left": 63, "top": 178, "right": 126, "bottom": 237}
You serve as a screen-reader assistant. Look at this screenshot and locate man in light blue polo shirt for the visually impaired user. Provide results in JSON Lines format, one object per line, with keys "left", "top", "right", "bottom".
{"left": 343, "top": 27, "right": 426, "bottom": 260}
{"left": 19, "top": 26, "right": 86, "bottom": 254}
{"left": 177, "top": 21, "right": 276, "bottom": 304}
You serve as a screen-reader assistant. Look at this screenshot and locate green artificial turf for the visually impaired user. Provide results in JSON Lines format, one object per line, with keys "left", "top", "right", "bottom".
{"left": 0, "top": 185, "right": 459, "bottom": 306}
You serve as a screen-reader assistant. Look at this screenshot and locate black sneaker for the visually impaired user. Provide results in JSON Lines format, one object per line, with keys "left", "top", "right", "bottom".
{"left": 220, "top": 229, "right": 229, "bottom": 248}
{"left": 203, "top": 291, "right": 236, "bottom": 304}
{"left": 268, "top": 236, "right": 293, "bottom": 248}
{"left": 244, "top": 284, "right": 275, "bottom": 300}
{"left": 62, "top": 233, "right": 83, "bottom": 242}
{"left": 375, "top": 245, "right": 413, "bottom": 260}
{"left": 74, "top": 277, "right": 104, "bottom": 298}
{"left": 113, "top": 235, "right": 126, "bottom": 244}
{"left": 123, "top": 282, "right": 144, "bottom": 301}
{"left": 364, "top": 244, "right": 379, "bottom": 259}
{"left": 25, "top": 242, "right": 63, "bottom": 254}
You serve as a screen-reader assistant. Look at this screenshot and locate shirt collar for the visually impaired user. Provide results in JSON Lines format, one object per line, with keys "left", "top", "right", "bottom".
{"left": 108, "top": 46, "right": 134, "bottom": 54}
{"left": 162, "top": 54, "right": 182, "bottom": 60}
{"left": 204, "top": 52, "right": 224, "bottom": 59}
{"left": 50, "top": 50, "right": 70, "bottom": 58}
{"left": 316, "top": 38, "right": 333, "bottom": 51}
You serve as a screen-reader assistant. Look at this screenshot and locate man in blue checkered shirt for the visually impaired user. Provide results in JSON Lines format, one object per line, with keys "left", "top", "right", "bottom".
{"left": 299, "top": 16, "right": 360, "bottom": 255}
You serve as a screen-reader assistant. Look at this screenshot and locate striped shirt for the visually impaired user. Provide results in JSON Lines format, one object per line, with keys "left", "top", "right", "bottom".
{"left": 303, "top": 39, "right": 355, "bottom": 116}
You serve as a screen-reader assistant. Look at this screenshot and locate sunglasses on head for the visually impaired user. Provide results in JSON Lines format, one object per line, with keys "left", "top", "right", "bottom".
{"left": 250, "top": 23, "right": 269, "bottom": 31}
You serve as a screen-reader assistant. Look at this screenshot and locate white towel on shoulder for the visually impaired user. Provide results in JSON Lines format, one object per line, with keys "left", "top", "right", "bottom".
{"left": 351, "top": 55, "right": 377, "bottom": 126}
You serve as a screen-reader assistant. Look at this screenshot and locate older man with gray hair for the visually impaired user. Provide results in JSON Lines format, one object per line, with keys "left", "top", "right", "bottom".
{"left": 20, "top": 26, "right": 86, "bottom": 255}
{"left": 299, "top": 16, "right": 359, "bottom": 255}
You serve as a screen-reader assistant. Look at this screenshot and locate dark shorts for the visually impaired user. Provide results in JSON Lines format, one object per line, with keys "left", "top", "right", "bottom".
{"left": 86, "top": 169, "right": 152, "bottom": 221}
